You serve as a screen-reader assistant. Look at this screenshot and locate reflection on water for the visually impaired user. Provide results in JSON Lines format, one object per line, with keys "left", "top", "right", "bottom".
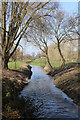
{"left": 21, "top": 65, "right": 79, "bottom": 118}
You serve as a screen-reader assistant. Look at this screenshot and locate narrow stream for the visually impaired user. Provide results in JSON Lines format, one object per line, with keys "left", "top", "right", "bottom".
{"left": 21, "top": 65, "right": 79, "bottom": 118}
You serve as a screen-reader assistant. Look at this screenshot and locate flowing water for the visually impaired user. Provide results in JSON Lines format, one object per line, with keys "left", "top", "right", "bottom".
{"left": 21, "top": 65, "right": 80, "bottom": 119}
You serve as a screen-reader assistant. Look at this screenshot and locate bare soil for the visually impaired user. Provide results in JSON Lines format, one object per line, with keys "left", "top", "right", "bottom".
{"left": 2, "top": 64, "right": 35, "bottom": 119}
{"left": 2, "top": 64, "right": 32, "bottom": 87}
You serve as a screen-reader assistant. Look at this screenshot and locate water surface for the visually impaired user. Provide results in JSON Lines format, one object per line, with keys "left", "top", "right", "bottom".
{"left": 21, "top": 65, "right": 79, "bottom": 118}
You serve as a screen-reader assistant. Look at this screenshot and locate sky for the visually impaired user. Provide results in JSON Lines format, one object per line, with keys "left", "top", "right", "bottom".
{"left": 22, "top": 2, "right": 78, "bottom": 55}
{"left": 60, "top": 2, "right": 78, "bottom": 15}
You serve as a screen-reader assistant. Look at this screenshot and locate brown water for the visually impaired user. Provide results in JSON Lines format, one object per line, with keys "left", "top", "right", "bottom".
{"left": 21, "top": 65, "right": 80, "bottom": 119}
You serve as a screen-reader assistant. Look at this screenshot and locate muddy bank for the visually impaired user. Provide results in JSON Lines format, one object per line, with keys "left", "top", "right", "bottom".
{"left": 2, "top": 65, "right": 36, "bottom": 119}
{"left": 49, "top": 64, "right": 80, "bottom": 106}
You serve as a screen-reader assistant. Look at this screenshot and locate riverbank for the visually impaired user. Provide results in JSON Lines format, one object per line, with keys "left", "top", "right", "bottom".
{"left": 2, "top": 65, "right": 36, "bottom": 119}
{"left": 49, "top": 63, "right": 80, "bottom": 106}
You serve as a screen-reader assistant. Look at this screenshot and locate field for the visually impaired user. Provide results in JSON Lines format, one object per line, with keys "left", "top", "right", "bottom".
{"left": 8, "top": 61, "right": 26, "bottom": 69}
{"left": 30, "top": 58, "right": 78, "bottom": 68}
{"left": 8, "top": 58, "right": 78, "bottom": 69}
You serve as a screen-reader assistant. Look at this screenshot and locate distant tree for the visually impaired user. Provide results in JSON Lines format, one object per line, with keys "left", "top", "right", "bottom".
{"left": 24, "top": 54, "right": 33, "bottom": 60}
{"left": 35, "top": 53, "right": 42, "bottom": 59}
{"left": 32, "top": 52, "right": 35, "bottom": 60}
{"left": 48, "top": 43, "right": 61, "bottom": 61}
{"left": 11, "top": 47, "right": 23, "bottom": 61}
{"left": 68, "top": 15, "right": 80, "bottom": 61}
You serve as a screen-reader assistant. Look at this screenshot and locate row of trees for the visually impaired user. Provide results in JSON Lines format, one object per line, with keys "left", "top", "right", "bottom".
{"left": 1, "top": 1, "right": 79, "bottom": 69}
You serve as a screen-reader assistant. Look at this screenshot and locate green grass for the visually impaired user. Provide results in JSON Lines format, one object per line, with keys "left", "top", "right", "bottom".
{"left": 8, "top": 61, "right": 26, "bottom": 69}
{"left": 51, "top": 61, "right": 62, "bottom": 68}
{"left": 30, "top": 58, "right": 78, "bottom": 68}
{"left": 30, "top": 58, "right": 47, "bottom": 67}
{"left": 8, "top": 58, "right": 78, "bottom": 69}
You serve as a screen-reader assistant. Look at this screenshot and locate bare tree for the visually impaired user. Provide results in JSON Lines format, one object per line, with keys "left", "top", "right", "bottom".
{"left": 1, "top": 1, "right": 52, "bottom": 69}
{"left": 33, "top": 35, "right": 53, "bottom": 70}
{"left": 23, "top": 3, "right": 59, "bottom": 70}
{"left": 49, "top": 10, "right": 75, "bottom": 68}
{"left": 25, "top": 17, "right": 53, "bottom": 70}
{"left": 24, "top": 5, "right": 59, "bottom": 71}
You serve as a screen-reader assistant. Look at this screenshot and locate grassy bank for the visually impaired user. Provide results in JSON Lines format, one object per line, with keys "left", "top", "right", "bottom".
{"left": 53, "top": 63, "right": 80, "bottom": 106}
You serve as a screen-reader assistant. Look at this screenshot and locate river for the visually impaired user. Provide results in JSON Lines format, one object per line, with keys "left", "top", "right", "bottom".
{"left": 21, "top": 65, "right": 79, "bottom": 118}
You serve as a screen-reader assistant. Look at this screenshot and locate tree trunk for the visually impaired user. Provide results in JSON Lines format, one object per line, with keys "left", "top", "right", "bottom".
{"left": 46, "top": 55, "right": 53, "bottom": 70}
{"left": 1, "top": 3, "right": 9, "bottom": 69}
{"left": 45, "top": 46, "right": 53, "bottom": 71}
{"left": 58, "top": 42, "right": 65, "bottom": 69}
{"left": 2, "top": 58, "right": 9, "bottom": 69}
{"left": 2, "top": 52, "right": 9, "bottom": 69}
